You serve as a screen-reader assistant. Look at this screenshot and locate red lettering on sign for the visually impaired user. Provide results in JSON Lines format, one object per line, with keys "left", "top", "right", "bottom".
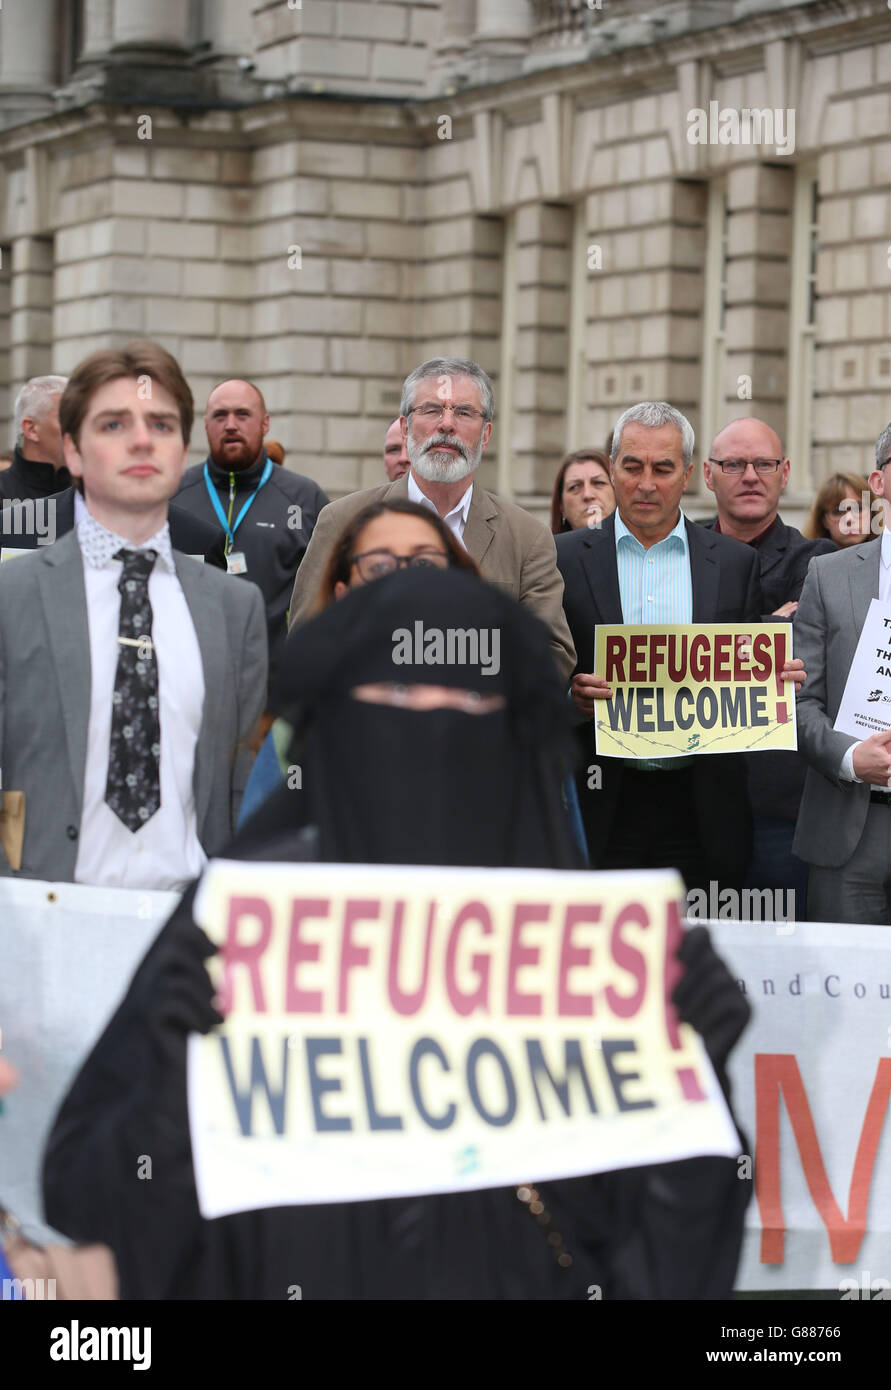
{"left": 755, "top": 1053, "right": 891, "bottom": 1264}
{"left": 713, "top": 633, "right": 732, "bottom": 681}
{"left": 558, "top": 904, "right": 599, "bottom": 1017}
{"left": 647, "top": 634, "right": 667, "bottom": 682}
{"left": 605, "top": 902, "right": 648, "bottom": 1019}
{"left": 337, "top": 899, "right": 380, "bottom": 1013}
{"left": 285, "top": 897, "right": 329, "bottom": 1014}
{"left": 445, "top": 901, "right": 493, "bottom": 1016}
{"left": 387, "top": 900, "right": 436, "bottom": 1015}
{"left": 219, "top": 895, "right": 273, "bottom": 1013}
{"left": 604, "top": 635, "right": 627, "bottom": 684}
{"left": 506, "top": 903, "right": 549, "bottom": 1015}
{"left": 628, "top": 634, "right": 648, "bottom": 683}
{"left": 750, "top": 631, "right": 772, "bottom": 682}
{"left": 689, "top": 633, "right": 710, "bottom": 682}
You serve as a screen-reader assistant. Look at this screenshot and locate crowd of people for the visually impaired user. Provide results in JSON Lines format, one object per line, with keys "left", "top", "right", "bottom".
{"left": 1, "top": 342, "right": 888, "bottom": 1301}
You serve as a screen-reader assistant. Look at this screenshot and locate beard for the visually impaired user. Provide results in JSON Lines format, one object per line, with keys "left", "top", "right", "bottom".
{"left": 210, "top": 435, "right": 262, "bottom": 471}
{"left": 407, "top": 431, "right": 481, "bottom": 483}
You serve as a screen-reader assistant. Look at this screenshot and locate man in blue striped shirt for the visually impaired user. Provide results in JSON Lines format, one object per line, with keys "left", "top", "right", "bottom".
{"left": 557, "top": 402, "right": 806, "bottom": 892}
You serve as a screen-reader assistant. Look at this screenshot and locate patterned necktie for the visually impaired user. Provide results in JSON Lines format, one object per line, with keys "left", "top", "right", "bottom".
{"left": 105, "top": 548, "right": 161, "bottom": 832}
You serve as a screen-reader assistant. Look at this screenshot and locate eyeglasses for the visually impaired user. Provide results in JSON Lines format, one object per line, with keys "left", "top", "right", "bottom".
{"left": 707, "top": 458, "right": 783, "bottom": 474}
{"left": 350, "top": 549, "right": 451, "bottom": 581}
{"left": 408, "top": 404, "right": 487, "bottom": 424}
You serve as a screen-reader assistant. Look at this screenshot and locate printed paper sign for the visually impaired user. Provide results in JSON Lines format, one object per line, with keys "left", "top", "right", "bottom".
{"left": 187, "top": 861, "right": 740, "bottom": 1219}
{"left": 593, "top": 623, "right": 797, "bottom": 758}
{"left": 833, "top": 598, "right": 891, "bottom": 740}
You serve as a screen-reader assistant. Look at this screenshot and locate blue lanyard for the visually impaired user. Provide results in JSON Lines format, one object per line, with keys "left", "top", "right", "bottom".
{"left": 203, "top": 458, "right": 273, "bottom": 550}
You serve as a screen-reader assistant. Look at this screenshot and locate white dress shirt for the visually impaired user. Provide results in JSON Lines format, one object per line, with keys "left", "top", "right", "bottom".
{"left": 407, "top": 471, "right": 472, "bottom": 548}
{"left": 74, "top": 498, "right": 207, "bottom": 890}
{"left": 840, "top": 529, "right": 891, "bottom": 784}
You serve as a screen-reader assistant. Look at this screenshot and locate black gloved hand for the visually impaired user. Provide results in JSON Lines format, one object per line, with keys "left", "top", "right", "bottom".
{"left": 147, "top": 919, "right": 224, "bottom": 1074}
{"left": 671, "top": 925, "right": 750, "bottom": 1092}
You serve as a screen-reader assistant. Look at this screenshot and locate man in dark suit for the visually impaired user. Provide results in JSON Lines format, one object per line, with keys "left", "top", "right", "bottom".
{"left": 0, "top": 486, "right": 227, "bottom": 567}
{"left": 700, "top": 418, "right": 834, "bottom": 914}
{"left": 0, "top": 342, "right": 266, "bottom": 889}
{"left": 557, "top": 401, "right": 805, "bottom": 893}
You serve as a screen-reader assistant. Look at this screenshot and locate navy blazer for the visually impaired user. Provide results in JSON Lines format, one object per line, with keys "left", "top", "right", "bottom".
{"left": 556, "top": 512, "right": 762, "bottom": 884}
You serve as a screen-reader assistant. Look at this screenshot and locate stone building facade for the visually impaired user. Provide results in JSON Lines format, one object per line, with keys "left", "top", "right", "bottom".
{"left": 0, "top": 0, "right": 889, "bottom": 521}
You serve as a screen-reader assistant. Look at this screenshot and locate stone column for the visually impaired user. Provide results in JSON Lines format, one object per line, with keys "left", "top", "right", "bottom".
{"left": 0, "top": 0, "right": 57, "bottom": 120}
{"left": 80, "top": 0, "right": 115, "bottom": 61}
{"left": 204, "top": 0, "right": 254, "bottom": 63}
{"left": 9, "top": 236, "right": 53, "bottom": 388}
{"left": 111, "top": 0, "right": 190, "bottom": 52}
{"left": 469, "top": 0, "right": 532, "bottom": 84}
{"left": 428, "top": 0, "right": 475, "bottom": 91}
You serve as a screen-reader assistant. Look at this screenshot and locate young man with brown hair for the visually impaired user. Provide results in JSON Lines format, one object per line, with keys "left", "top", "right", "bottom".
{"left": 0, "top": 341, "right": 267, "bottom": 889}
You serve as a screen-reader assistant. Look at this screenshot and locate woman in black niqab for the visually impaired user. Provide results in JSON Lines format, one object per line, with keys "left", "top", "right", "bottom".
{"left": 43, "top": 569, "right": 750, "bottom": 1300}
{"left": 242, "top": 565, "right": 582, "bottom": 870}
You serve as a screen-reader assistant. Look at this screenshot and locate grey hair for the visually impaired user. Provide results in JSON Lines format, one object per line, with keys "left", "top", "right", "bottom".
{"left": 876, "top": 422, "right": 891, "bottom": 469}
{"left": 611, "top": 401, "right": 695, "bottom": 469}
{"left": 14, "top": 375, "right": 68, "bottom": 444}
{"left": 400, "top": 358, "right": 494, "bottom": 422}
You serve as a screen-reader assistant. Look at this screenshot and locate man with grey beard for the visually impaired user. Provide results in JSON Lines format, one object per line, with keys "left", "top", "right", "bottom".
{"left": 287, "top": 357, "right": 575, "bottom": 680}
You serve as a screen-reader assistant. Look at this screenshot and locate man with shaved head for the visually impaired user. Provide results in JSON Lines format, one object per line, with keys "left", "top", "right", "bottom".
{"left": 702, "top": 417, "right": 833, "bottom": 913}
{"left": 174, "top": 379, "right": 328, "bottom": 683}
{"left": 382, "top": 417, "right": 409, "bottom": 482}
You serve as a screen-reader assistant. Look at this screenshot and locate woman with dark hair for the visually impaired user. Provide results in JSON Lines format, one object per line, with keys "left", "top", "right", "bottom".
{"left": 312, "top": 497, "right": 479, "bottom": 612}
{"left": 44, "top": 568, "right": 750, "bottom": 1302}
{"left": 237, "top": 500, "right": 482, "bottom": 823}
{"left": 550, "top": 450, "right": 615, "bottom": 534}
{"left": 803, "top": 471, "right": 874, "bottom": 547}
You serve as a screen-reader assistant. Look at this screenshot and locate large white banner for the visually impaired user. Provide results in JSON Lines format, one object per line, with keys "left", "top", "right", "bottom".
{"left": 0, "top": 878, "right": 176, "bottom": 1243}
{"left": 718, "top": 920, "right": 891, "bottom": 1295}
{"left": 1, "top": 876, "right": 889, "bottom": 1293}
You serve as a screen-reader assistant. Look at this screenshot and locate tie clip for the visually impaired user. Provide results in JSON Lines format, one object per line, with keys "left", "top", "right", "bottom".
{"left": 117, "top": 636, "right": 154, "bottom": 649}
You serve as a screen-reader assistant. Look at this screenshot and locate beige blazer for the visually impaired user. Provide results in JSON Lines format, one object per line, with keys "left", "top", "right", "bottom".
{"left": 287, "top": 472, "right": 576, "bottom": 681}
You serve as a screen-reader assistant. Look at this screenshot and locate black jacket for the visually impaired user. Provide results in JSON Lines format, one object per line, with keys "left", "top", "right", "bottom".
{"left": 556, "top": 513, "right": 762, "bottom": 886}
{"left": 703, "top": 515, "right": 834, "bottom": 820}
{"left": 701, "top": 515, "right": 835, "bottom": 617}
{"left": 0, "top": 445, "right": 71, "bottom": 503}
{"left": 174, "top": 452, "right": 329, "bottom": 681}
{"left": 43, "top": 794, "right": 750, "bottom": 1301}
{"left": 0, "top": 487, "right": 227, "bottom": 569}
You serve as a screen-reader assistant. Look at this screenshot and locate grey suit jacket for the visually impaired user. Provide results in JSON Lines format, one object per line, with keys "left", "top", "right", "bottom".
{"left": 793, "top": 537, "right": 881, "bottom": 867}
{"left": 286, "top": 471, "right": 576, "bottom": 681}
{"left": 0, "top": 529, "right": 267, "bottom": 881}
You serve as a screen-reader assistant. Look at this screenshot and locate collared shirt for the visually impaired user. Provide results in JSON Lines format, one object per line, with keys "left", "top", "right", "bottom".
{"left": 615, "top": 509, "right": 693, "bottom": 772}
{"left": 615, "top": 508, "right": 693, "bottom": 625}
{"left": 842, "top": 528, "right": 891, "bottom": 784}
{"left": 714, "top": 514, "right": 779, "bottom": 550}
{"left": 407, "top": 471, "right": 472, "bottom": 548}
{"left": 73, "top": 500, "right": 207, "bottom": 890}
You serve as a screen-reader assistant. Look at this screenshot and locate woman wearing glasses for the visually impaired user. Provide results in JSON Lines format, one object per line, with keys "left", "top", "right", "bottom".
{"left": 237, "top": 501, "right": 480, "bottom": 823}
{"left": 313, "top": 497, "right": 479, "bottom": 610}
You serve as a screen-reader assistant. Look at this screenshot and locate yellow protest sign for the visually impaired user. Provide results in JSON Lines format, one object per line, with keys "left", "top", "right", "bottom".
{"left": 187, "top": 861, "right": 739, "bottom": 1219}
{"left": 593, "top": 623, "right": 797, "bottom": 758}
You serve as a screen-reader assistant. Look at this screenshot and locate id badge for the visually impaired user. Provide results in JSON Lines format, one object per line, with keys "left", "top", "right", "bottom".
{"left": 226, "top": 550, "right": 248, "bottom": 575}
